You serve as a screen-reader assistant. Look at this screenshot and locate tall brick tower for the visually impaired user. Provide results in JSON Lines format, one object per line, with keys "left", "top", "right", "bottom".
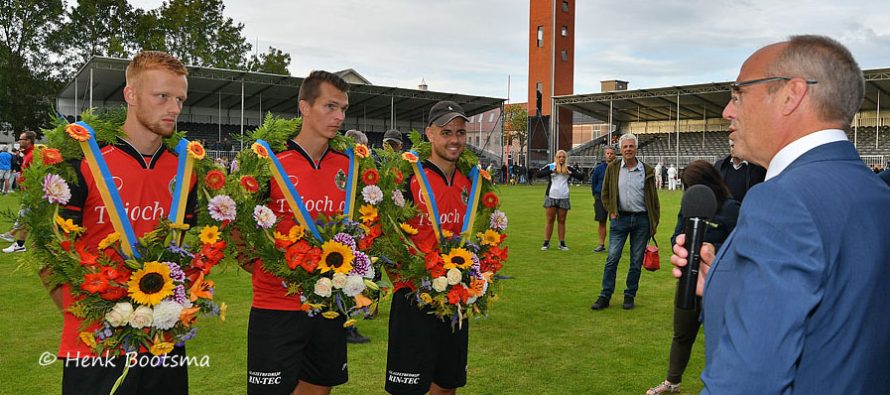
{"left": 529, "top": 0, "right": 575, "bottom": 155}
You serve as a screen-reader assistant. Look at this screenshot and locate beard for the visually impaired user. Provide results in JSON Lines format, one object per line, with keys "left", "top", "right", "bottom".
{"left": 136, "top": 110, "right": 175, "bottom": 138}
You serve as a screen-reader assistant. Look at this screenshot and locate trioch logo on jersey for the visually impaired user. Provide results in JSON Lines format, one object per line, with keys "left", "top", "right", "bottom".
{"left": 93, "top": 201, "right": 166, "bottom": 224}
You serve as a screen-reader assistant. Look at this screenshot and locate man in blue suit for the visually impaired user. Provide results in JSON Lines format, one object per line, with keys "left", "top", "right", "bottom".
{"left": 671, "top": 35, "right": 890, "bottom": 394}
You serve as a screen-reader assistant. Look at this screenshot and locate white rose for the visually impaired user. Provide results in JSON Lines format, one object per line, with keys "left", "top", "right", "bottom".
{"left": 152, "top": 300, "right": 184, "bottom": 330}
{"left": 331, "top": 273, "right": 348, "bottom": 289}
{"left": 432, "top": 277, "right": 448, "bottom": 292}
{"left": 343, "top": 275, "right": 366, "bottom": 297}
{"left": 446, "top": 268, "right": 462, "bottom": 285}
{"left": 105, "top": 302, "right": 134, "bottom": 327}
{"left": 129, "top": 306, "right": 154, "bottom": 329}
{"left": 314, "top": 277, "right": 333, "bottom": 298}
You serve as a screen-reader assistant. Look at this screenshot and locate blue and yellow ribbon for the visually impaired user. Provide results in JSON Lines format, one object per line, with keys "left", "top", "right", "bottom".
{"left": 168, "top": 139, "right": 196, "bottom": 244}
{"left": 460, "top": 166, "right": 483, "bottom": 244}
{"left": 74, "top": 122, "right": 141, "bottom": 259}
{"left": 255, "top": 139, "right": 322, "bottom": 241}
{"left": 342, "top": 147, "right": 359, "bottom": 220}
{"left": 409, "top": 150, "right": 444, "bottom": 244}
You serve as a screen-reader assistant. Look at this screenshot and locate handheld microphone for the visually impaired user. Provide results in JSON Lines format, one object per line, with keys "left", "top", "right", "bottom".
{"left": 676, "top": 184, "right": 718, "bottom": 310}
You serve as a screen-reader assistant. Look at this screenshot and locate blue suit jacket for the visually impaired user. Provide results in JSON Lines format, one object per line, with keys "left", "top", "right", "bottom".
{"left": 701, "top": 141, "right": 890, "bottom": 394}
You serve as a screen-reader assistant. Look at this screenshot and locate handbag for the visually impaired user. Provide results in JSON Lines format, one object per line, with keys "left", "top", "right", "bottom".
{"left": 643, "top": 237, "right": 660, "bottom": 271}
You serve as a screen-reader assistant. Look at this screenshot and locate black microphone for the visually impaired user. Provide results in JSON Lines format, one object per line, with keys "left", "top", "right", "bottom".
{"left": 676, "top": 184, "right": 718, "bottom": 310}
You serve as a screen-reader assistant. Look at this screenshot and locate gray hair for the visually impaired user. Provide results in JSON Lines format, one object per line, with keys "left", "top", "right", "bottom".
{"left": 618, "top": 133, "right": 638, "bottom": 148}
{"left": 768, "top": 35, "right": 864, "bottom": 126}
{"left": 344, "top": 129, "right": 368, "bottom": 145}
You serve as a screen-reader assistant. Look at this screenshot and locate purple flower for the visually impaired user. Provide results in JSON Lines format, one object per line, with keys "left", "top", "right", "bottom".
{"left": 166, "top": 262, "right": 186, "bottom": 282}
{"left": 420, "top": 278, "right": 432, "bottom": 290}
{"left": 167, "top": 243, "right": 194, "bottom": 258}
{"left": 172, "top": 285, "right": 188, "bottom": 305}
{"left": 350, "top": 251, "right": 373, "bottom": 278}
{"left": 332, "top": 233, "right": 356, "bottom": 250}
{"left": 176, "top": 328, "right": 199, "bottom": 346}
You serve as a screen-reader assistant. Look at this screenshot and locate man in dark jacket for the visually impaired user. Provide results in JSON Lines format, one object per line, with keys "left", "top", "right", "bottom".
{"left": 713, "top": 140, "right": 766, "bottom": 202}
{"left": 589, "top": 146, "right": 616, "bottom": 252}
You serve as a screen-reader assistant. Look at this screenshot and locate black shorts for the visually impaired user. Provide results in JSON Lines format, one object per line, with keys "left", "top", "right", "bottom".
{"left": 62, "top": 346, "right": 188, "bottom": 395}
{"left": 594, "top": 197, "right": 608, "bottom": 222}
{"left": 247, "top": 308, "right": 348, "bottom": 394}
{"left": 385, "top": 289, "right": 468, "bottom": 395}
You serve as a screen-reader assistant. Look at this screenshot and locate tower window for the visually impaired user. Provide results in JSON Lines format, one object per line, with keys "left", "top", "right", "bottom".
{"left": 561, "top": 50, "right": 568, "bottom": 61}
{"left": 537, "top": 26, "right": 544, "bottom": 47}
{"left": 562, "top": 1, "right": 569, "bottom": 12}
{"left": 561, "top": 26, "right": 568, "bottom": 37}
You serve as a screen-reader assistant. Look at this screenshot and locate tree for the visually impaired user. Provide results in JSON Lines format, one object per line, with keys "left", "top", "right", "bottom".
{"left": 504, "top": 103, "right": 528, "bottom": 163}
{"left": 148, "top": 0, "right": 252, "bottom": 69}
{"left": 0, "top": 0, "right": 65, "bottom": 132}
{"left": 50, "top": 0, "right": 141, "bottom": 78}
{"left": 247, "top": 46, "right": 291, "bottom": 75}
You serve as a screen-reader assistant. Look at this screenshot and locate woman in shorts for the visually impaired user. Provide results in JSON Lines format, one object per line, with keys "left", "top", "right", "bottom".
{"left": 537, "top": 150, "right": 585, "bottom": 250}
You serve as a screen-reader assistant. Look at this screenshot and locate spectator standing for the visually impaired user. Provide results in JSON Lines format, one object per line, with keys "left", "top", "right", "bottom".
{"left": 590, "top": 147, "right": 616, "bottom": 252}
{"left": 1, "top": 131, "right": 36, "bottom": 252}
{"left": 646, "top": 160, "right": 740, "bottom": 395}
{"left": 714, "top": 140, "right": 766, "bottom": 202}
{"left": 537, "top": 150, "right": 586, "bottom": 251}
{"left": 667, "top": 164, "right": 678, "bottom": 190}
{"left": 654, "top": 161, "right": 663, "bottom": 190}
{"left": 382, "top": 129, "right": 403, "bottom": 152}
{"left": 0, "top": 147, "right": 11, "bottom": 194}
{"left": 591, "top": 133, "right": 659, "bottom": 310}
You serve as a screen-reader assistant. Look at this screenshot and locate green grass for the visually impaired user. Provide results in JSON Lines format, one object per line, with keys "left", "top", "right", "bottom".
{"left": 0, "top": 186, "right": 698, "bottom": 395}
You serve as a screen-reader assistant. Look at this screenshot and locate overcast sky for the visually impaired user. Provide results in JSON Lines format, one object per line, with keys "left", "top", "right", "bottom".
{"left": 131, "top": 0, "right": 890, "bottom": 103}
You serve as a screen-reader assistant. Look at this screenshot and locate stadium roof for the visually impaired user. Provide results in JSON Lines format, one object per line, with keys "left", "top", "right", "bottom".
{"left": 554, "top": 67, "right": 890, "bottom": 123}
{"left": 57, "top": 56, "right": 505, "bottom": 125}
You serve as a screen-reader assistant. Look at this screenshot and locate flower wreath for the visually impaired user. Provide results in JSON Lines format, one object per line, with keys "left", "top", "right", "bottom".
{"left": 21, "top": 110, "right": 232, "bottom": 356}
{"left": 376, "top": 131, "right": 508, "bottom": 325}
{"left": 228, "top": 114, "right": 390, "bottom": 324}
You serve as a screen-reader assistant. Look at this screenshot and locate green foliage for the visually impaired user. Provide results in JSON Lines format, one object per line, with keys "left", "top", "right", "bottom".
{"left": 152, "top": 0, "right": 252, "bottom": 69}
{"left": 49, "top": 0, "right": 140, "bottom": 77}
{"left": 248, "top": 46, "right": 291, "bottom": 75}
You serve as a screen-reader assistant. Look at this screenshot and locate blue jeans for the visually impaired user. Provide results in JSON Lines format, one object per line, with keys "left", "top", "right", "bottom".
{"left": 600, "top": 212, "right": 650, "bottom": 299}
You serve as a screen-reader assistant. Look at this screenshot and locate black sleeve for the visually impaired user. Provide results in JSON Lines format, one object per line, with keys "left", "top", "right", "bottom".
{"left": 536, "top": 164, "right": 553, "bottom": 178}
{"left": 59, "top": 159, "right": 88, "bottom": 225}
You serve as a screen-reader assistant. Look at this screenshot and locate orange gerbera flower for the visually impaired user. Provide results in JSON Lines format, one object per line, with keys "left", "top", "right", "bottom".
{"left": 41, "top": 148, "right": 63, "bottom": 165}
{"left": 240, "top": 175, "right": 259, "bottom": 193}
{"left": 187, "top": 141, "right": 205, "bottom": 159}
{"left": 392, "top": 168, "right": 404, "bottom": 185}
{"left": 479, "top": 168, "right": 492, "bottom": 181}
{"left": 401, "top": 152, "right": 418, "bottom": 163}
{"left": 361, "top": 168, "right": 379, "bottom": 185}
{"left": 482, "top": 192, "right": 499, "bottom": 208}
{"left": 204, "top": 170, "right": 226, "bottom": 190}
{"left": 252, "top": 142, "right": 269, "bottom": 159}
{"left": 354, "top": 144, "right": 370, "bottom": 158}
{"left": 66, "top": 124, "right": 91, "bottom": 141}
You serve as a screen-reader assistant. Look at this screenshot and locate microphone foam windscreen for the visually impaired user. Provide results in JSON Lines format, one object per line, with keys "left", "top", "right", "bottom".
{"left": 681, "top": 184, "right": 718, "bottom": 218}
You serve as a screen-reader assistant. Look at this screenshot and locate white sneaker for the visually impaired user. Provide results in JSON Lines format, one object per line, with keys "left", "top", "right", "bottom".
{"left": 0, "top": 233, "right": 13, "bottom": 242}
{"left": 540, "top": 245, "right": 549, "bottom": 251}
{"left": 2, "top": 243, "right": 25, "bottom": 253}
{"left": 559, "top": 245, "right": 569, "bottom": 251}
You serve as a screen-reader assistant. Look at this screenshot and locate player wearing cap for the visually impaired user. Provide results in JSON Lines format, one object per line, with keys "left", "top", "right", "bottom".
{"left": 385, "top": 101, "right": 472, "bottom": 395}
{"left": 242, "top": 70, "right": 354, "bottom": 395}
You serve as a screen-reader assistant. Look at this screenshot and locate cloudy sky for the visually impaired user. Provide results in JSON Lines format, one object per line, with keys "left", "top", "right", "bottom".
{"left": 131, "top": 0, "right": 890, "bottom": 103}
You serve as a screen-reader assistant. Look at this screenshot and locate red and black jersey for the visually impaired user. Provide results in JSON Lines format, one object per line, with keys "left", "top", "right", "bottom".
{"left": 393, "top": 161, "right": 470, "bottom": 291}
{"left": 57, "top": 138, "right": 197, "bottom": 357}
{"left": 253, "top": 139, "right": 350, "bottom": 311}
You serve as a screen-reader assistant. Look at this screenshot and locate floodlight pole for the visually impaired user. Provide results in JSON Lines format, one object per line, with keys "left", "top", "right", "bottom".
{"left": 89, "top": 68, "right": 94, "bottom": 110}
{"left": 675, "top": 94, "right": 680, "bottom": 167}
{"left": 240, "top": 78, "right": 245, "bottom": 151}
{"left": 877, "top": 91, "right": 881, "bottom": 150}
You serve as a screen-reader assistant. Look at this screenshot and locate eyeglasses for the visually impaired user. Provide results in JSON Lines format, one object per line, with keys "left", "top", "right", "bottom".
{"left": 730, "top": 76, "right": 818, "bottom": 92}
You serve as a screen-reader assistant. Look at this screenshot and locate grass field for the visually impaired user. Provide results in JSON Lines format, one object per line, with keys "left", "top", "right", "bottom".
{"left": 0, "top": 185, "right": 700, "bottom": 395}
